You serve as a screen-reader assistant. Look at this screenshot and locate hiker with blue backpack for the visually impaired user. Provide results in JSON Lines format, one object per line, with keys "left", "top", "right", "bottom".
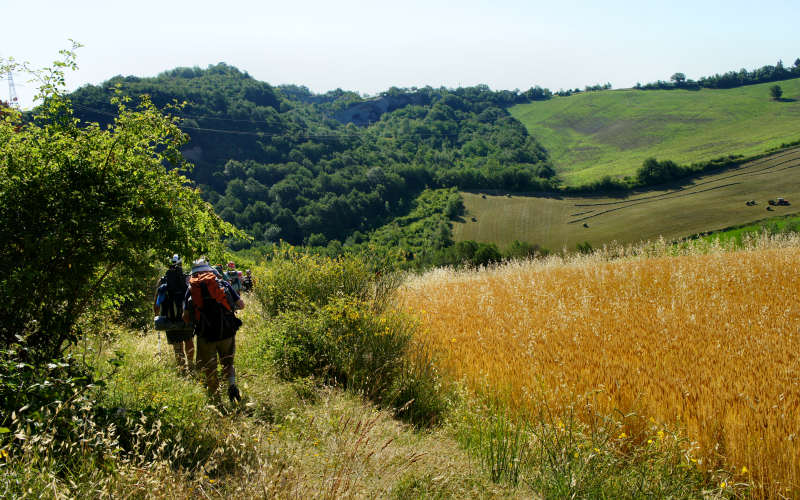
{"left": 183, "top": 258, "right": 245, "bottom": 403}
{"left": 153, "top": 254, "right": 195, "bottom": 372}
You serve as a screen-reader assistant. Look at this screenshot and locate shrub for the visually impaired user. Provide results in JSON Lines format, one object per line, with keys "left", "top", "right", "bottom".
{"left": 254, "top": 250, "right": 449, "bottom": 426}
{"left": 0, "top": 48, "right": 237, "bottom": 361}
{"left": 253, "top": 248, "right": 378, "bottom": 316}
{"left": 263, "top": 297, "right": 409, "bottom": 396}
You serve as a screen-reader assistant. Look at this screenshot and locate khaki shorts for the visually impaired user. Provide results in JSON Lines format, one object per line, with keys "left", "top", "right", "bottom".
{"left": 196, "top": 335, "right": 235, "bottom": 373}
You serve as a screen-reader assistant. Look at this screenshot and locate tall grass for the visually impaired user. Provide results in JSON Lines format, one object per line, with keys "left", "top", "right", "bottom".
{"left": 400, "top": 233, "right": 800, "bottom": 498}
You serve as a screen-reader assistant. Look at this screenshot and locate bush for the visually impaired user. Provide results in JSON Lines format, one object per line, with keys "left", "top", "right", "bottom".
{"left": 0, "top": 48, "right": 237, "bottom": 361}
{"left": 253, "top": 248, "right": 379, "bottom": 316}
{"left": 254, "top": 250, "right": 449, "bottom": 426}
{"left": 473, "top": 243, "right": 502, "bottom": 266}
{"left": 263, "top": 297, "right": 410, "bottom": 397}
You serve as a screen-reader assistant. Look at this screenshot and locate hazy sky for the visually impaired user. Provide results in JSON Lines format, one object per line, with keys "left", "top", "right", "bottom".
{"left": 3, "top": 0, "right": 799, "bottom": 109}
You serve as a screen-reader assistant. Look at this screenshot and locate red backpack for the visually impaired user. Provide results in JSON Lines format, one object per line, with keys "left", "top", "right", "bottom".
{"left": 189, "top": 272, "right": 239, "bottom": 340}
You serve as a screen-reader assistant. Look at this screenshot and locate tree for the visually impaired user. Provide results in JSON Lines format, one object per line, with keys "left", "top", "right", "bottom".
{"left": 670, "top": 72, "right": 686, "bottom": 85}
{"left": 770, "top": 84, "right": 783, "bottom": 100}
{"left": 0, "top": 46, "right": 240, "bottom": 360}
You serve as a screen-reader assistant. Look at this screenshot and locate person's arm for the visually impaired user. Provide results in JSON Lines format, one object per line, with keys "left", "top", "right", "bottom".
{"left": 153, "top": 277, "right": 164, "bottom": 314}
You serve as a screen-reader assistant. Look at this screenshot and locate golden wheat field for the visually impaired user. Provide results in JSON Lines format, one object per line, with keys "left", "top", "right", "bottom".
{"left": 400, "top": 237, "right": 800, "bottom": 497}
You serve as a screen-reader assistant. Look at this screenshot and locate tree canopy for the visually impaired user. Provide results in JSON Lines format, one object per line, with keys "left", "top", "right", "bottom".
{"left": 0, "top": 47, "right": 238, "bottom": 359}
{"left": 68, "top": 68, "right": 556, "bottom": 246}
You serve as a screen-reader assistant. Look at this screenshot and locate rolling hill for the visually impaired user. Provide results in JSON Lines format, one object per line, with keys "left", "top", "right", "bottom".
{"left": 453, "top": 146, "right": 800, "bottom": 250}
{"left": 509, "top": 78, "right": 800, "bottom": 185}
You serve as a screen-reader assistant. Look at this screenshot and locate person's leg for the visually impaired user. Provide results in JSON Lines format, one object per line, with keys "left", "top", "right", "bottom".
{"left": 218, "top": 337, "right": 240, "bottom": 402}
{"left": 183, "top": 337, "right": 195, "bottom": 370}
{"left": 171, "top": 342, "right": 187, "bottom": 369}
{"left": 166, "top": 331, "right": 188, "bottom": 371}
{"left": 196, "top": 337, "right": 219, "bottom": 395}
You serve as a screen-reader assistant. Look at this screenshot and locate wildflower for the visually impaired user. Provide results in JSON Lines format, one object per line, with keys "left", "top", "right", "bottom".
{"left": 647, "top": 439, "right": 653, "bottom": 445}
{"left": 618, "top": 432, "right": 627, "bottom": 440}
{"left": 720, "top": 481, "right": 727, "bottom": 489}
{"left": 0, "top": 449, "right": 8, "bottom": 460}
{"left": 657, "top": 430, "right": 665, "bottom": 441}
{"left": 741, "top": 466, "right": 748, "bottom": 474}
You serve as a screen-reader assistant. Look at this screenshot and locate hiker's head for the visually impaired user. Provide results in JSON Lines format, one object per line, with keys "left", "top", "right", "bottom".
{"left": 191, "top": 258, "right": 214, "bottom": 275}
{"left": 171, "top": 254, "right": 181, "bottom": 266}
{"left": 227, "top": 261, "right": 236, "bottom": 269}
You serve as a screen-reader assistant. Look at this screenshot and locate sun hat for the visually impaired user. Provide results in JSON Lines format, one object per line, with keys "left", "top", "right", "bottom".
{"left": 191, "top": 258, "right": 215, "bottom": 274}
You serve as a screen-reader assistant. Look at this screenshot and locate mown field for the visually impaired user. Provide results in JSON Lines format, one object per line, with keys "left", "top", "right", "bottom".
{"left": 400, "top": 236, "right": 800, "bottom": 498}
{"left": 454, "top": 146, "right": 800, "bottom": 250}
{"left": 509, "top": 78, "right": 800, "bottom": 185}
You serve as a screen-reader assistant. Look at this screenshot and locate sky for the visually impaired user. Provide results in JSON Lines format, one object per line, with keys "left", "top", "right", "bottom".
{"left": 2, "top": 0, "right": 799, "bottom": 109}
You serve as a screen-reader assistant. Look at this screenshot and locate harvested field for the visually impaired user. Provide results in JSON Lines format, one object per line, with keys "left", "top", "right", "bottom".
{"left": 455, "top": 146, "right": 800, "bottom": 250}
{"left": 400, "top": 236, "right": 800, "bottom": 498}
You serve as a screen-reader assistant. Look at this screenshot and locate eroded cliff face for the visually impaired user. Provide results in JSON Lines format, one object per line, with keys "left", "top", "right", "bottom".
{"left": 334, "top": 93, "right": 430, "bottom": 126}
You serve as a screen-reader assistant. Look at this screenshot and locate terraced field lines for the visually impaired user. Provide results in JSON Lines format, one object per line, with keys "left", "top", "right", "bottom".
{"left": 454, "top": 147, "right": 800, "bottom": 249}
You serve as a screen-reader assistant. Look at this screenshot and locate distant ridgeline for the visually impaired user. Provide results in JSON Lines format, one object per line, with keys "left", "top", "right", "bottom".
{"left": 636, "top": 58, "right": 800, "bottom": 90}
{"left": 68, "top": 63, "right": 555, "bottom": 246}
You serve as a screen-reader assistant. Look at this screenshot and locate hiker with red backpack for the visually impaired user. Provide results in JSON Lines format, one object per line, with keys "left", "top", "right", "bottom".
{"left": 183, "top": 258, "right": 245, "bottom": 403}
{"left": 153, "top": 255, "right": 195, "bottom": 372}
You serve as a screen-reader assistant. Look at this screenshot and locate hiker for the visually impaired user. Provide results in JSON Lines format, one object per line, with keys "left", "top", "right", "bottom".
{"left": 214, "top": 264, "right": 226, "bottom": 278}
{"left": 183, "top": 258, "right": 245, "bottom": 403}
{"left": 242, "top": 269, "right": 253, "bottom": 292}
{"left": 225, "top": 261, "right": 242, "bottom": 293}
{"left": 154, "top": 254, "right": 194, "bottom": 371}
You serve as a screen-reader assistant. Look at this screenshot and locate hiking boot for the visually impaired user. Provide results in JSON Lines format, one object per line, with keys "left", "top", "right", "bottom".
{"left": 228, "top": 384, "right": 241, "bottom": 403}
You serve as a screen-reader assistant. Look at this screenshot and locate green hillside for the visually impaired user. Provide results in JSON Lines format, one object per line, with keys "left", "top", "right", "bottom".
{"left": 68, "top": 66, "right": 553, "bottom": 246}
{"left": 453, "top": 147, "right": 800, "bottom": 250}
{"left": 509, "top": 79, "right": 800, "bottom": 185}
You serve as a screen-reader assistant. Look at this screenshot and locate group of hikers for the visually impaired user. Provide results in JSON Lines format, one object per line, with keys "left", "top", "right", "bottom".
{"left": 153, "top": 255, "right": 253, "bottom": 403}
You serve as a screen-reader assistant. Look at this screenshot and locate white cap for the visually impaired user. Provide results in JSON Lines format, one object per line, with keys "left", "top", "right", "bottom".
{"left": 191, "top": 258, "right": 215, "bottom": 274}
{"left": 171, "top": 254, "right": 181, "bottom": 265}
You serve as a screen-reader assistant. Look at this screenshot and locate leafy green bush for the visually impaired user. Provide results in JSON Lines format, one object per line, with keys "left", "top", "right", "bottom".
{"left": 254, "top": 250, "right": 449, "bottom": 426}
{"left": 263, "top": 297, "right": 409, "bottom": 395}
{"left": 253, "top": 248, "right": 378, "bottom": 316}
{"left": 0, "top": 48, "right": 237, "bottom": 360}
{"left": 0, "top": 347, "right": 100, "bottom": 439}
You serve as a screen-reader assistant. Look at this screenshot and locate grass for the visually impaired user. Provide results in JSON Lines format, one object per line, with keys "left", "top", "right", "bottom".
{"left": 690, "top": 213, "right": 800, "bottom": 245}
{"left": 3, "top": 250, "right": 741, "bottom": 498}
{"left": 509, "top": 78, "right": 800, "bottom": 185}
{"left": 399, "top": 234, "right": 800, "bottom": 498}
{"left": 453, "top": 146, "right": 800, "bottom": 249}
{"left": 1, "top": 299, "right": 519, "bottom": 499}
